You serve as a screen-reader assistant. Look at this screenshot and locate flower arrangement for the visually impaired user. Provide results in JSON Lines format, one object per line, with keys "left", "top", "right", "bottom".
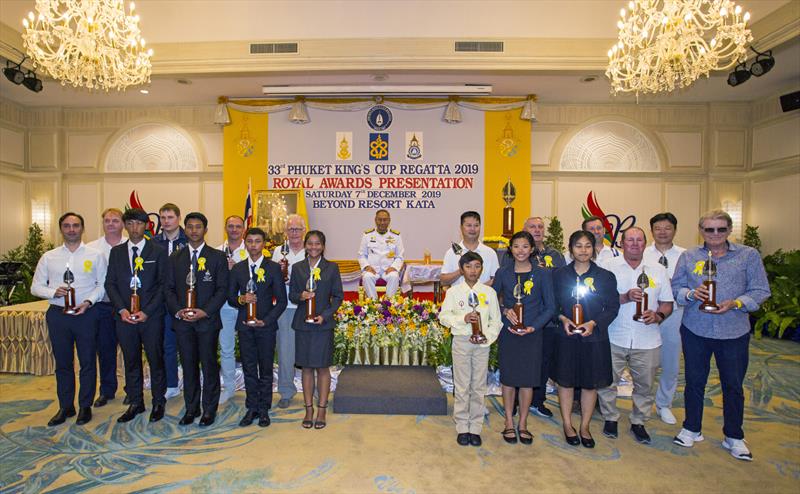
{"left": 334, "top": 294, "right": 450, "bottom": 366}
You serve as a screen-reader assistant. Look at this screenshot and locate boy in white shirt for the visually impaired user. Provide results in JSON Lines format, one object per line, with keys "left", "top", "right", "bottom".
{"left": 439, "top": 252, "right": 502, "bottom": 447}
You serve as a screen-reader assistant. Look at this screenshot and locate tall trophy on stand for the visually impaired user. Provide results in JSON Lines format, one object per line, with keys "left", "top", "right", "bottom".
{"left": 245, "top": 277, "right": 259, "bottom": 326}
{"left": 467, "top": 291, "right": 487, "bottom": 343}
{"left": 184, "top": 265, "right": 197, "bottom": 317}
{"left": 304, "top": 275, "right": 317, "bottom": 323}
{"left": 571, "top": 276, "right": 586, "bottom": 334}
{"left": 700, "top": 251, "right": 719, "bottom": 312}
{"left": 633, "top": 268, "right": 650, "bottom": 322}
{"left": 279, "top": 243, "right": 290, "bottom": 282}
{"left": 129, "top": 273, "right": 141, "bottom": 321}
{"left": 502, "top": 178, "right": 516, "bottom": 239}
{"left": 512, "top": 282, "right": 525, "bottom": 333}
{"left": 63, "top": 264, "right": 77, "bottom": 314}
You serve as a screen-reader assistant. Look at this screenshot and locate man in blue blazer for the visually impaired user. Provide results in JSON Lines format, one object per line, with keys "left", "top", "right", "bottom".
{"left": 165, "top": 212, "right": 229, "bottom": 427}
{"left": 105, "top": 208, "right": 169, "bottom": 423}
{"left": 228, "top": 227, "right": 287, "bottom": 427}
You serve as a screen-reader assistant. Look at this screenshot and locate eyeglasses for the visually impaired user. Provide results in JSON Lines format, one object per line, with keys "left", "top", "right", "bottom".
{"left": 658, "top": 255, "right": 668, "bottom": 268}
{"left": 286, "top": 228, "right": 305, "bottom": 233}
{"left": 703, "top": 227, "right": 729, "bottom": 234}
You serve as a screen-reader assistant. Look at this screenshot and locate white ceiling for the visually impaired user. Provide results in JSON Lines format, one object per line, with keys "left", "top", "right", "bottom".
{"left": 0, "top": 0, "right": 797, "bottom": 108}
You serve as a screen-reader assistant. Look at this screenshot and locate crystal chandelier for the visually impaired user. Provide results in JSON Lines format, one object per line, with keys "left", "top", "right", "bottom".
{"left": 21, "top": 0, "right": 153, "bottom": 91}
{"left": 606, "top": 0, "right": 753, "bottom": 95}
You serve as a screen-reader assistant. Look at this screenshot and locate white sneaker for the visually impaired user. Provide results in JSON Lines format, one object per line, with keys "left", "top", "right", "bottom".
{"left": 164, "top": 387, "right": 181, "bottom": 400}
{"left": 722, "top": 437, "right": 753, "bottom": 461}
{"left": 218, "top": 389, "right": 235, "bottom": 405}
{"left": 673, "top": 428, "right": 705, "bottom": 447}
{"left": 657, "top": 407, "right": 677, "bottom": 425}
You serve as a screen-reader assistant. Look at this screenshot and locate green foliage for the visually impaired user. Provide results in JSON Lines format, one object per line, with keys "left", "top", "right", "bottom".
{"left": 753, "top": 249, "right": 800, "bottom": 338}
{"left": 743, "top": 224, "right": 762, "bottom": 253}
{"left": 544, "top": 216, "right": 565, "bottom": 253}
{"left": 0, "top": 224, "right": 53, "bottom": 305}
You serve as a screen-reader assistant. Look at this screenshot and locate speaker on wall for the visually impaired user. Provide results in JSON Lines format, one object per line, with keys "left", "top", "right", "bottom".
{"left": 779, "top": 91, "right": 800, "bottom": 113}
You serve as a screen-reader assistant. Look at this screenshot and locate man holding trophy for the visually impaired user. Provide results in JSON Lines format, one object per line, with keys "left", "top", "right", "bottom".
{"left": 32, "top": 212, "right": 107, "bottom": 426}
{"left": 229, "top": 227, "right": 287, "bottom": 427}
{"left": 671, "top": 210, "right": 770, "bottom": 461}
{"left": 105, "top": 208, "right": 169, "bottom": 423}
{"left": 166, "top": 212, "right": 229, "bottom": 427}
{"left": 599, "top": 227, "right": 673, "bottom": 444}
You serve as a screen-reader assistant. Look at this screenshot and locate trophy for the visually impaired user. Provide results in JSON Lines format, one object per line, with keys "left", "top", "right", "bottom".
{"left": 280, "top": 243, "right": 290, "bottom": 282}
{"left": 532, "top": 247, "right": 543, "bottom": 268}
{"left": 245, "top": 277, "right": 259, "bottom": 326}
{"left": 63, "top": 264, "right": 77, "bottom": 314}
{"left": 512, "top": 282, "right": 525, "bottom": 332}
{"left": 129, "top": 273, "right": 141, "bottom": 321}
{"left": 423, "top": 249, "right": 432, "bottom": 265}
{"left": 184, "top": 265, "right": 197, "bottom": 317}
{"left": 658, "top": 255, "right": 669, "bottom": 269}
{"left": 502, "top": 178, "right": 516, "bottom": 239}
{"left": 699, "top": 251, "right": 719, "bottom": 312}
{"left": 304, "top": 275, "right": 317, "bottom": 323}
{"left": 571, "top": 276, "right": 585, "bottom": 334}
{"left": 633, "top": 268, "right": 650, "bottom": 322}
{"left": 451, "top": 242, "right": 463, "bottom": 256}
{"left": 467, "top": 291, "right": 487, "bottom": 343}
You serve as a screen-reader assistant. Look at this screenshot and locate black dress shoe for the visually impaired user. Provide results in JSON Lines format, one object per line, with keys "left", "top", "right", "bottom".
{"left": 117, "top": 404, "right": 145, "bottom": 423}
{"left": 123, "top": 395, "right": 131, "bottom": 405}
{"left": 47, "top": 408, "right": 76, "bottom": 427}
{"left": 564, "top": 427, "right": 580, "bottom": 446}
{"left": 456, "top": 433, "right": 471, "bottom": 446}
{"left": 179, "top": 412, "right": 197, "bottom": 426}
{"left": 631, "top": 424, "right": 652, "bottom": 444}
{"left": 149, "top": 404, "right": 165, "bottom": 422}
{"left": 199, "top": 413, "right": 216, "bottom": 427}
{"left": 603, "top": 420, "right": 618, "bottom": 439}
{"left": 469, "top": 434, "right": 482, "bottom": 447}
{"left": 239, "top": 410, "right": 258, "bottom": 427}
{"left": 258, "top": 414, "right": 271, "bottom": 428}
{"left": 93, "top": 395, "right": 111, "bottom": 408}
{"left": 75, "top": 407, "right": 92, "bottom": 425}
{"left": 580, "top": 433, "right": 596, "bottom": 448}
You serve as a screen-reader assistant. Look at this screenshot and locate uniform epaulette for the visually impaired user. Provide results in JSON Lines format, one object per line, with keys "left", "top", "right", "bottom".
{"left": 364, "top": 228, "right": 375, "bottom": 234}
{"left": 390, "top": 229, "right": 400, "bottom": 235}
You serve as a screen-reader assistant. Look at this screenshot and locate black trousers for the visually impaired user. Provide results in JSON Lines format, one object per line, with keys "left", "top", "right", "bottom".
{"left": 95, "top": 302, "right": 119, "bottom": 398}
{"left": 533, "top": 325, "right": 557, "bottom": 406}
{"left": 175, "top": 322, "right": 221, "bottom": 415}
{"left": 116, "top": 315, "right": 166, "bottom": 407}
{"left": 239, "top": 326, "right": 277, "bottom": 413}
{"left": 46, "top": 305, "right": 98, "bottom": 409}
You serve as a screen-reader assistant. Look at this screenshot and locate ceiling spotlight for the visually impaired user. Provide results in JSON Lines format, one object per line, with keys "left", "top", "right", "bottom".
{"left": 3, "top": 60, "right": 25, "bottom": 85}
{"left": 22, "top": 71, "right": 43, "bottom": 92}
{"left": 727, "top": 62, "right": 750, "bottom": 87}
{"left": 749, "top": 48, "right": 775, "bottom": 77}
{"left": 139, "top": 88, "right": 149, "bottom": 94}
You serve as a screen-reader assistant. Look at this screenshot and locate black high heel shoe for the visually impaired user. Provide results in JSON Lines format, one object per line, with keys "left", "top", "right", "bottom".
{"left": 564, "top": 426, "right": 580, "bottom": 446}
{"left": 302, "top": 404, "right": 313, "bottom": 429}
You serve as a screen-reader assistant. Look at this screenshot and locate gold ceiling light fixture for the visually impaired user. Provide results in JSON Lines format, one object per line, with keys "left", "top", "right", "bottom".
{"left": 21, "top": 0, "right": 153, "bottom": 91}
{"left": 606, "top": 0, "right": 752, "bottom": 96}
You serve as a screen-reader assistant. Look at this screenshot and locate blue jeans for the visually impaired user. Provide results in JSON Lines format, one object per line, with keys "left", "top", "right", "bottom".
{"left": 219, "top": 304, "right": 238, "bottom": 391}
{"left": 163, "top": 313, "right": 179, "bottom": 388}
{"left": 681, "top": 325, "right": 749, "bottom": 440}
{"left": 95, "top": 302, "right": 119, "bottom": 398}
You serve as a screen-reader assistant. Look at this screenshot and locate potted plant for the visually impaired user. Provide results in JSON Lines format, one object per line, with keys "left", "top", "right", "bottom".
{"left": 753, "top": 249, "right": 800, "bottom": 340}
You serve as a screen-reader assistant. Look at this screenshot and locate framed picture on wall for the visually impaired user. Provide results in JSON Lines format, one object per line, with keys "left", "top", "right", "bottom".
{"left": 253, "top": 189, "right": 301, "bottom": 246}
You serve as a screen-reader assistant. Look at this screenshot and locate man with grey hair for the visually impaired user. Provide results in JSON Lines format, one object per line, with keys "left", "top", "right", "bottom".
{"left": 671, "top": 209, "right": 770, "bottom": 461}
{"left": 217, "top": 215, "right": 247, "bottom": 405}
{"left": 358, "top": 209, "right": 404, "bottom": 299}
{"left": 271, "top": 214, "right": 306, "bottom": 408}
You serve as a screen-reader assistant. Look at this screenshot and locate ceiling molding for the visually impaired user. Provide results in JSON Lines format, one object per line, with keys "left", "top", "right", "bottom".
{"left": 750, "top": 1, "right": 800, "bottom": 52}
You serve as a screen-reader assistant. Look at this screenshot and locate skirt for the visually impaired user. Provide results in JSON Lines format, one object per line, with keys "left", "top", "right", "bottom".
{"left": 497, "top": 326, "right": 542, "bottom": 387}
{"left": 550, "top": 332, "right": 613, "bottom": 390}
{"left": 295, "top": 329, "right": 334, "bottom": 368}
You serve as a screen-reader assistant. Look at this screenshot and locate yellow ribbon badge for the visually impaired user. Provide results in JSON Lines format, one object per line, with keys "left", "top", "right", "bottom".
{"left": 197, "top": 257, "right": 207, "bottom": 271}
{"left": 312, "top": 267, "right": 321, "bottom": 281}
{"left": 544, "top": 255, "right": 553, "bottom": 268}
{"left": 584, "top": 277, "right": 596, "bottom": 292}
{"left": 478, "top": 293, "right": 487, "bottom": 306}
{"left": 256, "top": 267, "right": 265, "bottom": 282}
{"left": 692, "top": 261, "right": 705, "bottom": 275}
{"left": 239, "top": 250, "right": 247, "bottom": 260}
{"left": 134, "top": 256, "right": 144, "bottom": 272}
{"left": 649, "top": 277, "right": 656, "bottom": 289}
{"left": 83, "top": 260, "right": 93, "bottom": 273}
{"left": 262, "top": 248, "right": 271, "bottom": 258}
{"left": 523, "top": 280, "right": 534, "bottom": 295}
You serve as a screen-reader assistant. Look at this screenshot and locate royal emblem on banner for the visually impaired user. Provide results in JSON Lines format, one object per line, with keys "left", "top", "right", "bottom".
{"left": 406, "top": 132, "right": 423, "bottom": 160}
{"left": 237, "top": 115, "right": 255, "bottom": 158}
{"left": 367, "top": 105, "right": 393, "bottom": 131}
{"left": 336, "top": 132, "right": 352, "bottom": 161}
{"left": 497, "top": 114, "right": 518, "bottom": 158}
{"left": 369, "top": 133, "right": 389, "bottom": 161}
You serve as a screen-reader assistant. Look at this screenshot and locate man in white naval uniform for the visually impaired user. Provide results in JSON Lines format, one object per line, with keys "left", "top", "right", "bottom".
{"left": 358, "top": 209, "right": 404, "bottom": 299}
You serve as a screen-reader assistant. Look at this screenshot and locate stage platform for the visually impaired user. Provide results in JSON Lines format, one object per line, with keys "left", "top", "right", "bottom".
{"left": 333, "top": 365, "right": 447, "bottom": 415}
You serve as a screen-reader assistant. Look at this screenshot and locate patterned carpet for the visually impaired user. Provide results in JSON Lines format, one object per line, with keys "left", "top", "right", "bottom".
{"left": 0, "top": 338, "right": 798, "bottom": 494}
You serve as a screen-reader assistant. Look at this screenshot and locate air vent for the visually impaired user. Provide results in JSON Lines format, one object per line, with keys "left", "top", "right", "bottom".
{"left": 455, "top": 41, "right": 504, "bottom": 53}
{"left": 249, "top": 42, "right": 299, "bottom": 55}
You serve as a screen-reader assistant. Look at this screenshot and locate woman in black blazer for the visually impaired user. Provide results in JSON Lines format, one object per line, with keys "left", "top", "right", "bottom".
{"left": 289, "top": 230, "right": 343, "bottom": 429}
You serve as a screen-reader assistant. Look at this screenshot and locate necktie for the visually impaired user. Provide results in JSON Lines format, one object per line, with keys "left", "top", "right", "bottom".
{"left": 191, "top": 250, "right": 198, "bottom": 272}
{"left": 131, "top": 246, "right": 138, "bottom": 273}
{"left": 251, "top": 264, "right": 257, "bottom": 280}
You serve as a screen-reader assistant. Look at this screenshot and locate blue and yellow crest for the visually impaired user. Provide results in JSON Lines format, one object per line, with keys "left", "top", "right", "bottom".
{"left": 367, "top": 105, "right": 393, "bottom": 131}
{"left": 369, "top": 133, "right": 389, "bottom": 161}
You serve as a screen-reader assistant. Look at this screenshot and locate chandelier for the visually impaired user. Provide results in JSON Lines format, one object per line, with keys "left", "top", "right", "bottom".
{"left": 21, "top": 0, "right": 153, "bottom": 91}
{"left": 606, "top": 0, "right": 753, "bottom": 95}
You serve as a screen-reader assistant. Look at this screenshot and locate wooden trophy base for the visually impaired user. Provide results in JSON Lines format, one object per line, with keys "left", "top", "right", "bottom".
{"left": 245, "top": 319, "right": 259, "bottom": 326}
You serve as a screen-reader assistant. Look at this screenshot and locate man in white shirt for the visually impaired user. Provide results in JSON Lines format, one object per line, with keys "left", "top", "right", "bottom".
{"left": 358, "top": 209, "right": 404, "bottom": 299}
{"left": 270, "top": 214, "right": 306, "bottom": 408}
{"left": 599, "top": 227, "right": 673, "bottom": 445}
{"left": 217, "top": 215, "right": 247, "bottom": 404}
{"left": 441, "top": 211, "right": 499, "bottom": 287}
{"left": 32, "top": 212, "right": 108, "bottom": 427}
{"left": 565, "top": 216, "right": 621, "bottom": 266}
{"left": 643, "top": 212, "right": 686, "bottom": 425}
{"left": 86, "top": 208, "right": 128, "bottom": 408}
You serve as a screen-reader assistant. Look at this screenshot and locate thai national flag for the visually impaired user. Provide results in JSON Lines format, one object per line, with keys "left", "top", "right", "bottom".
{"left": 244, "top": 178, "right": 253, "bottom": 229}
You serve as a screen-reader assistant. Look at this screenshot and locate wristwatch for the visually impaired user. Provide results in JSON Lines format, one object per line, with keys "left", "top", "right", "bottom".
{"left": 686, "top": 290, "right": 695, "bottom": 301}
{"left": 656, "top": 311, "right": 667, "bottom": 322}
